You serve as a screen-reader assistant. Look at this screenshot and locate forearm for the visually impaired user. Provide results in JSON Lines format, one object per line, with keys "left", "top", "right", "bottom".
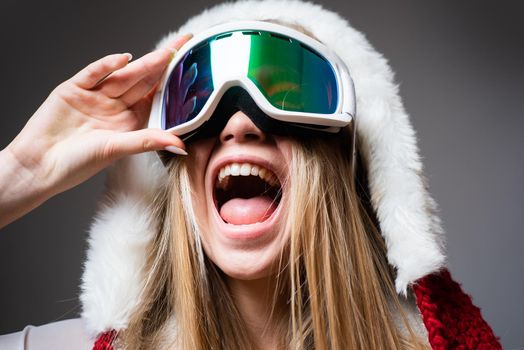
{"left": 0, "top": 147, "right": 52, "bottom": 229}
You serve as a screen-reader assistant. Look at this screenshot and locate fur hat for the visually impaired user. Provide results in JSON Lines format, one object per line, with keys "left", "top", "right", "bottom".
{"left": 80, "top": 0, "right": 446, "bottom": 336}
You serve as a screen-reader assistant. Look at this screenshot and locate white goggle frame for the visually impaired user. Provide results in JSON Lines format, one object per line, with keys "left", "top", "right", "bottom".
{"left": 148, "top": 20, "right": 356, "bottom": 137}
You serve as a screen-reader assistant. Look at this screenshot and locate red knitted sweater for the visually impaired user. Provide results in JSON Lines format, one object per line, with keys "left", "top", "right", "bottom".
{"left": 93, "top": 269, "right": 501, "bottom": 350}
{"left": 412, "top": 269, "right": 501, "bottom": 349}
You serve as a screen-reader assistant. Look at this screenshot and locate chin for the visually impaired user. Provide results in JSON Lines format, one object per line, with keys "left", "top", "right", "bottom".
{"left": 219, "top": 262, "right": 274, "bottom": 281}
{"left": 204, "top": 224, "right": 287, "bottom": 281}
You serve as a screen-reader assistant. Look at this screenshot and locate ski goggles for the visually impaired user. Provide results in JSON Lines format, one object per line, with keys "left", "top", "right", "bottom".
{"left": 148, "top": 20, "right": 356, "bottom": 140}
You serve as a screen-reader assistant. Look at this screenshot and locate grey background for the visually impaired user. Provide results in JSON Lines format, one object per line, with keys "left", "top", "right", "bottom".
{"left": 0, "top": 0, "right": 522, "bottom": 348}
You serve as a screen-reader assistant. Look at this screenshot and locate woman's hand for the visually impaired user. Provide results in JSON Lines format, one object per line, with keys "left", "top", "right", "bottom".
{"left": 0, "top": 34, "right": 192, "bottom": 228}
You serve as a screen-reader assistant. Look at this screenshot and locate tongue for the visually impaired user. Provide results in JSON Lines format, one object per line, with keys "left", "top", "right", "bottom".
{"left": 220, "top": 196, "right": 277, "bottom": 225}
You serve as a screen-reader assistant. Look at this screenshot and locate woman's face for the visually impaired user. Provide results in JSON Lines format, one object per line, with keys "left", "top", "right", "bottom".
{"left": 186, "top": 111, "right": 292, "bottom": 280}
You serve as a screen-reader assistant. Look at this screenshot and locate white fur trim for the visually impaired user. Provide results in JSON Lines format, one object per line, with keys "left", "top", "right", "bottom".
{"left": 80, "top": 0, "right": 446, "bottom": 334}
{"left": 80, "top": 153, "right": 167, "bottom": 335}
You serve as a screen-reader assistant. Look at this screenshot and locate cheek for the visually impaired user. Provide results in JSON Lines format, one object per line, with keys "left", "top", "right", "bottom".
{"left": 185, "top": 139, "right": 215, "bottom": 229}
{"left": 275, "top": 136, "right": 294, "bottom": 164}
{"left": 186, "top": 138, "right": 215, "bottom": 189}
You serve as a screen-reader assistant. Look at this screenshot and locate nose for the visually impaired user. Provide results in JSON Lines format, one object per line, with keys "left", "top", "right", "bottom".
{"left": 219, "top": 111, "right": 266, "bottom": 143}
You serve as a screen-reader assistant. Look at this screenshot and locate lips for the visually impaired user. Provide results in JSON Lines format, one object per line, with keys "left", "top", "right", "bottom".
{"left": 214, "top": 161, "right": 282, "bottom": 225}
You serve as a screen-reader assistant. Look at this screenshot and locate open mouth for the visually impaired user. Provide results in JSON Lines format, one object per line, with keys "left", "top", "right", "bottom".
{"left": 214, "top": 163, "right": 282, "bottom": 225}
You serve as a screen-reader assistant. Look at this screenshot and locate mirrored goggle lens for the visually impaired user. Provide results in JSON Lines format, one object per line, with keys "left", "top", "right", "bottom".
{"left": 163, "top": 30, "right": 339, "bottom": 130}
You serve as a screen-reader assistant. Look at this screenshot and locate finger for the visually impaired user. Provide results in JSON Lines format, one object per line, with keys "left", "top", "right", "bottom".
{"left": 71, "top": 53, "right": 132, "bottom": 89}
{"left": 115, "top": 48, "right": 174, "bottom": 106}
{"left": 104, "top": 129, "right": 187, "bottom": 160}
{"left": 100, "top": 48, "right": 173, "bottom": 99}
{"left": 161, "top": 33, "right": 194, "bottom": 51}
{"left": 101, "top": 34, "right": 193, "bottom": 99}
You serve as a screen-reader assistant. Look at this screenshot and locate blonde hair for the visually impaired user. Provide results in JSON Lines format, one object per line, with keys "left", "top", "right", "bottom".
{"left": 118, "top": 125, "right": 429, "bottom": 349}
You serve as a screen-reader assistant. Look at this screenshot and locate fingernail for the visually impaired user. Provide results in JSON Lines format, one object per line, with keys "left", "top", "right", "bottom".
{"left": 164, "top": 145, "right": 188, "bottom": 155}
{"left": 123, "top": 53, "right": 133, "bottom": 62}
{"left": 169, "top": 47, "right": 178, "bottom": 62}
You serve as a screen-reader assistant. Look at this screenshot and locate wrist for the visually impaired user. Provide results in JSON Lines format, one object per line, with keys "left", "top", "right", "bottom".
{"left": 0, "top": 147, "right": 53, "bottom": 228}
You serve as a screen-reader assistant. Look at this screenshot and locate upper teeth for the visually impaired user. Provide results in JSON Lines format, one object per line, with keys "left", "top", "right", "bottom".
{"left": 217, "top": 162, "right": 279, "bottom": 188}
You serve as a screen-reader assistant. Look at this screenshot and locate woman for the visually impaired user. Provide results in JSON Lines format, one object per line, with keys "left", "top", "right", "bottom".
{"left": 0, "top": 1, "right": 501, "bottom": 349}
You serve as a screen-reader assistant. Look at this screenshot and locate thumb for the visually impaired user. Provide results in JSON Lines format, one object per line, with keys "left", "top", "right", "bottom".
{"left": 104, "top": 129, "right": 187, "bottom": 161}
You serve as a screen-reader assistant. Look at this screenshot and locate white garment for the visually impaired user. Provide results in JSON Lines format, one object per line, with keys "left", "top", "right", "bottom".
{"left": 0, "top": 319, "right": 91, "bottom": 350}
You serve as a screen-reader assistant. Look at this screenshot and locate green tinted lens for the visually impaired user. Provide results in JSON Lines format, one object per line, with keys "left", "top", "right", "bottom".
{"left": 246, "top": 32, "right": 338, "bottom": 114}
